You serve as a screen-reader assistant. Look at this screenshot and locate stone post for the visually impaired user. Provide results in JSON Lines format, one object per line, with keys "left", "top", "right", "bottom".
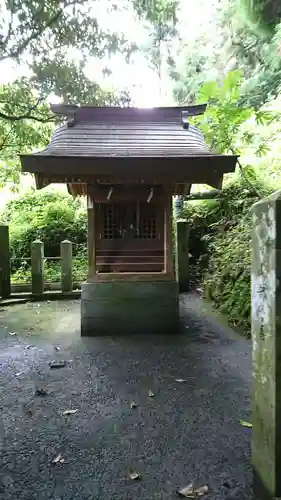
{"left": 0, "top": 225, "right": 11, "bottom": 298}
{"left": 175, "top": 219, "right": 189, "bottom": 292}
{"left": 252, "top": 190, "right": 281, "bottom": 499}
{"left": 61, "top": 240, "right": 73, "bottom": 293}
{"left": 31, "top": 240, "right": 44, "bottom": 295}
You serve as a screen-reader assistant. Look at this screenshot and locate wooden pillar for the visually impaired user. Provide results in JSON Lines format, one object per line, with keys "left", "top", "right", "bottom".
{"left": 31, "top": 240, "right": 44, "bottom": 295}
{"left": 61, "top": 240, "right": 73, "bottom": 292}
{"left": 87, "top": 187, "right": 96, "bottom": 278}
{"left": 0, "top": 225, "right": 11, "bottom": 298}
{"left": 164, "top": 194, "right": 174, "bottom": 275}
{"left": 252, "top": 192, "right": 281, "bottom": 499}
{"left": 176, "top": 219, "right": 189, "bottom": 292}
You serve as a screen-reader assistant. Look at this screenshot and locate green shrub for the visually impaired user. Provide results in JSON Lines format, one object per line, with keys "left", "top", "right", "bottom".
{"left": 182, "top": 169, "right": 274, "bottom": 334}
{"left": 0, "top": 189, "right": 87, "bottom": 270}
{"left": 11, "top": 254, "right": 88, "bottom": 285}
{"left": 203, "top": 217, "right": 252, "bottom": 333}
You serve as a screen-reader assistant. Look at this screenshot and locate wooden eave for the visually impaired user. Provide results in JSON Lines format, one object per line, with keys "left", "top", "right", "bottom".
{"left": 21, "top": 154, "right": 237, "bottom": 188}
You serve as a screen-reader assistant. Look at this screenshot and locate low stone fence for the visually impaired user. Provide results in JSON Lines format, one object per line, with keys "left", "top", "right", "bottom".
{"left": 0, "top": 224, "right": 81, "bottom": 298}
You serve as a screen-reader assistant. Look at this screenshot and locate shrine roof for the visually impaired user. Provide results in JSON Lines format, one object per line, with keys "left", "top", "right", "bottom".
{"left": 20, "top": 105, "right": 237, "bottom": 186}
{"left": 32, "top": 105, "right": 212, "bottom": 158}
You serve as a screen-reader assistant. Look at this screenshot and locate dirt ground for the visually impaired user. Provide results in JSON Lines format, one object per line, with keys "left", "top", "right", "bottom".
{"left": 0, "top": 294, "right": 252, "bottom": 500}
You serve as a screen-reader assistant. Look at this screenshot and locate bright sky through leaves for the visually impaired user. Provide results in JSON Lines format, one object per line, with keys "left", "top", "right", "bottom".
{"left": 0, "top": 0, "right": 220, "bottom": 107}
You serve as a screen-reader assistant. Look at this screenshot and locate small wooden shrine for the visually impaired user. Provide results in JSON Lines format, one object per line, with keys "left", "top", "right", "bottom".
{"left": 20, "top": 104, "right": 237, "bottom": 335}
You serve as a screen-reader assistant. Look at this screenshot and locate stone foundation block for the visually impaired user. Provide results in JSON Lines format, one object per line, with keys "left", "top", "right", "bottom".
{"left": 81, "top": 280, "right": 179, "bottom": 335}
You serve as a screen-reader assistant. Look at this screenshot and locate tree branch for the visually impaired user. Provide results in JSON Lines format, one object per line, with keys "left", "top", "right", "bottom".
{"left": 0, "top": 96, "right": 55, "bottom": 123}
{"left": 0, "top": 11, "right": 14, "bottom": 50}
{"left": 0, "top": 126, "right": 14, "bottom": 152}
{"left": 0, "top": 9, "right": 62, "bottom": 62}
{"left": 0, "top": 110, "right": 55, "bottom": 123}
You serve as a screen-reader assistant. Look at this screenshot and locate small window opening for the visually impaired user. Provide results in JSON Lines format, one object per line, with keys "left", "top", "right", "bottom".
{"left": 101, "top": 202, "right": 157, "bottom": 240}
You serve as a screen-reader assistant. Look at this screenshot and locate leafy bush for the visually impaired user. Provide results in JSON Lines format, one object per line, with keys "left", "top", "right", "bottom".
{"left": 0, "top": 189, "right": 87, "bottom": 271}
{"left": 182, "top": 169, "right": 273, "bottom": 334}
{"left": 11, "top": 252, "right": 88, "bottom": 285}
{"left": 0, "top": 189, "right": 87, "bottom": 278}
{"left": 204, "top": 217, "right": 252, "bottom": 333}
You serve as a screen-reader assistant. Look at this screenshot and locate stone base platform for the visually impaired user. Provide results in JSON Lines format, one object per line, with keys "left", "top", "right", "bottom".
{"left": 81, "top": 280, "right": 179, "bottom": 336}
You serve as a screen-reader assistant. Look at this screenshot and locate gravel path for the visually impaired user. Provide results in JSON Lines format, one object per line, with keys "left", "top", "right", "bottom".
{"left": 0, "top": 294, "right": 252, "bottom": 500}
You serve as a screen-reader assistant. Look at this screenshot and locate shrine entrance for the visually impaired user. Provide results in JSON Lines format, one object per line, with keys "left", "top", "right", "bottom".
{"left": 94, "top": 188, "right": 165, "bottom": 274}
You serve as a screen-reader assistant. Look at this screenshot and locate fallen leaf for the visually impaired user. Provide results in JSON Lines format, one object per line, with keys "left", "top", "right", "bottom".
{"left": 62, "top": 409, "right": 78, "bottom": 415}
{"left": 130, "top": 401, "right": 137, "bottom": 409}
{"left": 49, "top": 360, "right": 67, "bottom": 369}
{"left": 148, "top": 389, "right": 155, "bottom": 397}
{"left": 194, "top": 485, "right": 208, "bottom": 496}
{"left": 47, "top": 300, "right": 51, "bottom": 304}
{"left": 54, "top": 346, "right": 60, "bottom": 351}
{"left": 240, "top": 420, "right": 252, "bottom": 428}
{"left": 23, "top": 407, "right": 33, "bottom": 417}
{"left": 35, "top": 387, "right": 49, "bottom": 396}
{"left": 8, "top": 332, "right": 17, "bottom": 336}
{"left": 15, "top": 372, "right": 23, "bottom": 377}
{"left": 52, "top": 453, "right": 65, "bottom": 464}
{"left": 129, "top": 470, "right": 141, "bottom": 480}
{"left": 175, "top": 379, "right": 187, "bottom": 383}
{"left": 177, "top": 484, "right": 194, "bottom": 498}
{"left": 177, "top": 484, "right": 208, "bottom": 498}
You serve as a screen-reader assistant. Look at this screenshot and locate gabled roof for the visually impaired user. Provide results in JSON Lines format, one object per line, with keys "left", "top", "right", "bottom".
{"left": 20, "top": 105, "right": 237, "bottom": 189}
{"left": 31, "top": 105, "right": 210, "bottom": 158}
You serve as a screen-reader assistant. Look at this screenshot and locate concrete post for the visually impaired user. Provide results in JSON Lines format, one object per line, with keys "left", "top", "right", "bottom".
{"left": 0, "top": 225, "right": 11, "bottom": 298}
{"left": 252, "top": 190, "right": 281, "bottom": 499}
{"left": 175, "top": 219, "right": 189, "bottom": 292}
{"left": 61, "top": 240, "right": 73, "bottom": 293}
{"left": 31, "top": 240, "right": 44, "bottom": 295}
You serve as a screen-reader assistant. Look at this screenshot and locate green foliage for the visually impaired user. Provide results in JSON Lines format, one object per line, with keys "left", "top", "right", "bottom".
{"left": 193, "top": 71, "right": 277, "bottom": 161}
{"left": 238, "top": 0, "right": 281, "bottom": 36}
{"left": 136, "top": 0, "right": 179, "bottom": 94}
{"left": 195, "top": 71, "right": 253, "bottom": 154}
{"left": 172, "top": 0, "right": 281, "bottom": 110}
{"left": 133, "top": 0, "right": 178, "bottom": 22}
{"left": 183, "top": 171, "right": 273, "bottom": 333}
{"left": 0, "top": 0, "right": 137, "bottom": 187}
{"left": 0, "top": 0, "right": 136, "bottom": 63}
{"left": 0, "top": 78, "right": 54, "bottom": 186}
{"left": 0, "top": 189, "right": 87, "bottom": 270}
{"left": 11, "top": 252, "right": 88, "bottom": 284}
{"left": 182, "top": 71, "right": 280, "bottom": 333}
{"left": 204, "top": 217, "right": 252, "bottom": 332}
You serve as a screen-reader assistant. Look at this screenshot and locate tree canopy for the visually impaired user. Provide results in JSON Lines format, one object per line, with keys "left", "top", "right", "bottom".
{"left": 0, "top": 0, "right": 138, "bottom": 185}
{"left": 1, "top": 0, "right": 281, "bottom": 188}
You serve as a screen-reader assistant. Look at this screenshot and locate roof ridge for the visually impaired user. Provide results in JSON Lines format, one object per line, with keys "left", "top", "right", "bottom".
{"left": 50, "top": 104, "right": 207, "bottom": 126}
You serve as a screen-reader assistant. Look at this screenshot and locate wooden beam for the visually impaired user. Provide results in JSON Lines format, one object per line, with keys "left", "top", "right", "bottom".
{"left": 21, "top": 155, "right": 237, "bottom": 180}
{"left": 164, "top": 194, "right": 174, "bottom": 276}
{"left": 87, "top": 186, "right": 96, "bottom": 277}
{"left": 89, "top": 272, "right": 175, "bottom": 282}
{"left": 184, "top": 190, "right": 221, "bottom": 200}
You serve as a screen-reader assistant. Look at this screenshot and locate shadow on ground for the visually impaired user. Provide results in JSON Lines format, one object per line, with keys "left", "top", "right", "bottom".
{"left": 0, "top": 293, "right": 252, "bottom": 500}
